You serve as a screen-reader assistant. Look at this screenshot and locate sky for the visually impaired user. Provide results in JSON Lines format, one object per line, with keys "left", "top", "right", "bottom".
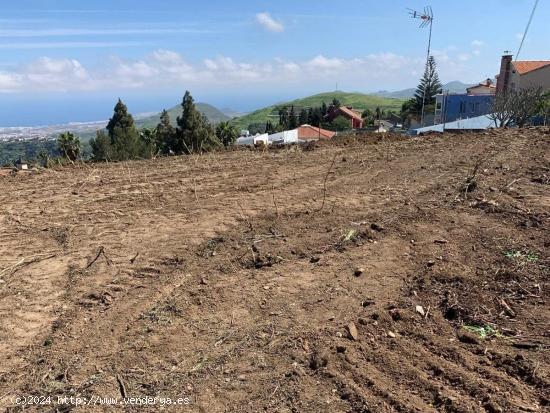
{"left": 0, "top": 0, "right": 548, "bottom": 126}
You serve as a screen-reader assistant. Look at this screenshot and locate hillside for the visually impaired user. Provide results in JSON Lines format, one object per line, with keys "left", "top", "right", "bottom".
{"left": 231, "top": 91, "right": 404, "bottom": 130}
{"left": 136, "top": 102, "right": 230, "bottom": 129}
{"left": 1, "top": 128, "right": 548, "bottom": 411}
{"left": 374, "top": 81, "right": 474, "bottom": 99}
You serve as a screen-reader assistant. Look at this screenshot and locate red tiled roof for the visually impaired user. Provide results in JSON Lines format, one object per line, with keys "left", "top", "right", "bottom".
{"left": 513, "top": 61, "right": 550, "bottom": 75}
{"left": 297, "top": 125, "right": 336, "bottom": 140}
{"left": 336, "top": 106, "right": 363, "bottom": 121}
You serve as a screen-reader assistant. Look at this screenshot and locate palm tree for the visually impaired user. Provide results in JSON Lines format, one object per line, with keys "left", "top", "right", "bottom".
{"left": 57, "top": 132, "right": 81, "bottom": 161}
{"left": 215, "top": 121, "right": 239, "bottom": 147}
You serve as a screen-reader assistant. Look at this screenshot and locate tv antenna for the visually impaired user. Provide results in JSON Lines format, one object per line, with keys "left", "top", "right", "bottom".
{"left": 408, "top": 6, "right": 434, "bottom": 127}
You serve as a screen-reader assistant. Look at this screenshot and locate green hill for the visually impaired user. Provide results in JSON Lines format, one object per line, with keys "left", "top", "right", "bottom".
{"left": 231, "top": 91, "right": 405, "bottom": 130}
{"left": 136, "top": 102, "right": 230, "bottom": 129}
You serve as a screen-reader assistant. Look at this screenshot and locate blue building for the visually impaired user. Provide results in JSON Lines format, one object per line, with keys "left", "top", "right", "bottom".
{"left": 434, "top": 93, "right": 494, "bottom": 124}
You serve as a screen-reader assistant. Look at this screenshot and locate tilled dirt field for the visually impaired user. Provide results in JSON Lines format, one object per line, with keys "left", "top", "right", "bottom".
{"left": 0, "top": 129, "right": 549, "bottom": 412}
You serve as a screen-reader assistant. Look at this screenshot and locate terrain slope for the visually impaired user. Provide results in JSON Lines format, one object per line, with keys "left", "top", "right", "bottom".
{"left": 0, "top": 128, "right": 548, "bottom": 412}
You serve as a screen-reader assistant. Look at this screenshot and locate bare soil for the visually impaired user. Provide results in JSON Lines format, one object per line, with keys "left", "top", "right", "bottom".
{"left": 0, "top": 128, "right": 549, "bottom": 412}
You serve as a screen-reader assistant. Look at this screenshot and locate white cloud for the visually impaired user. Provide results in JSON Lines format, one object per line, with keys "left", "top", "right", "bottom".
{"left": 471, "top": 40, "right": 485, "bottom": 47}
{"left": 256, "top": 12, "right": 284, "bottom": 33}
{"left": 0, "top": 72, "right": 22, "bottom": 92}
{"left": 0, "top": 49, "right": 482, "bottom": 94}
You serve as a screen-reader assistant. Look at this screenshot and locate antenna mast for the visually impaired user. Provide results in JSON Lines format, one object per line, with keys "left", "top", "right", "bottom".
{"left": 408, "top": 6, "right": 434, "bottom": 128}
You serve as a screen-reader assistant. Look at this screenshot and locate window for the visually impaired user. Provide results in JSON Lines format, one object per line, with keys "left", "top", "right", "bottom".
{"left": 459, "top": 102, "right": 466, "bottom": 114}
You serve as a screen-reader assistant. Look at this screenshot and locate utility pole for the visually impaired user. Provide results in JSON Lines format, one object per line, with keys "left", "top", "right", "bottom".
{"left": 408, "top": 6, "right": 434, "bottom": 128}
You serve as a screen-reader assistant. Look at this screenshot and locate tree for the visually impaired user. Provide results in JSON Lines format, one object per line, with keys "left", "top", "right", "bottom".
{"left": 489, "top": 87, "right": 545, "bottom": 128}
{"left": 328, "top": 116, "right": 351, "bottom": 131}
{"left": 57, "top": 131, "right": 81, "bottom": 161}
{"left": 288, "top": 105, "right": 298, "bottom": 129}
{"left": 299, "top": 109, "right": 308, "bottom": 125}
{"left": 216, "top": 121, "right": 239, "bottom": 147}
{"left": 139, "top": 128, "right": 158, "bottom": 158}
{"left": 412, "top": 56, "right": 442, "bottom": 115}
{"left": 265, "top": 120, "right": 275, "bottom": 134}
{"left": 278, "top": 106, "right": 289, "bottom": 129}
{"left": 106, "top": 99, "right": 144, "bottom": 160}
{"left": 156, "top": 109, "right": 176, "bottom": 154}
{"left": 331, "top": 98, "right": 341, "bottom": 108}
{"left": 176, "top": 91, "right": 219, "bottom": 154}
{"left": 321, "top": 101, "right": 328, "bottom": 116}
{"left": 308, "top": 107, "right": 322, "bottom": 127}
{"left": 89, "top": 130, "right": 112, "bottom": 161}
{"left": 537, "top": 91, "right": 550, "bottom": 126}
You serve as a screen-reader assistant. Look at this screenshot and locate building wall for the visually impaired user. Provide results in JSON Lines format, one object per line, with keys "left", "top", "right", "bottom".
{"left": 467, "top": 85, "right": 496, "bottom": 95}
{"left": 434, "top": 94, "right": 494, "bottom": 124}
{"left": 517, "top": 66, "right": 550, "bottom": 91}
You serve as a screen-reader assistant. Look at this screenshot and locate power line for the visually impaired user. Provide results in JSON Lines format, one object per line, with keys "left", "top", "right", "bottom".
{"left": 516, "top": 0, "right": 540, "bottom": 61}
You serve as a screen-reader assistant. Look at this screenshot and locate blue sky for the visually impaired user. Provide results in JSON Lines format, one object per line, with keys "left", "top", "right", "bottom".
{"left": 0, "top": 0, "right": 548, "bottom": 126}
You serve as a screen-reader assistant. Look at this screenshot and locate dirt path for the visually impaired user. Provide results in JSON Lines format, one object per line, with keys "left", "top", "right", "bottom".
{"left": 0, "top": 129, "right": 548, "bottom": 412}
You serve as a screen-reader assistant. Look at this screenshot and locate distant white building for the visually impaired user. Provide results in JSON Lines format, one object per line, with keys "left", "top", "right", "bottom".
{"left": 236, "top": 133, "right": 269, "bottom": 146}
{"left": 268, "top": 129, "right": 299, "bottom": 145}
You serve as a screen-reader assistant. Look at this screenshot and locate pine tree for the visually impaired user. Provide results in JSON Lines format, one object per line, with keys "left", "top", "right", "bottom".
{"left": 176, "top": 91, "right": 219, "bottom": 154}
{"left": 106, "top": 99, "right": 143, "bottom": 160}
{"left": 278, "top": 106, "right": 289, "bottom": 129}
{"left": 412, "top": 56, "right": 443, "bottom": 114}
{"left": 265, "top": 120, "right": 275, "bottom": 134}
{"left": 156, "top": 109, "right": 176, "bottom": 154}
{"left": 321, "top": 102, "right": 328, "bottom": 116}
{"left": 288, "top": 105, "right": 298, "bottom": 129}
{"left": 299, "top": 109, "right": 308, "bottom": 125}
{"left": 90, "top": 130, "right": 112, "bottom": 161}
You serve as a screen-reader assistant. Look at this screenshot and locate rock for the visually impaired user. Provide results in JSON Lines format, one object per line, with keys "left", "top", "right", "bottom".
{"left": 199, "top": 277, "right": 208, "bottom": 285}
{"left": 354, "top": 267, "right": 365, "bottom": 277}
{"left": 336, "top": 345, "right": 346, "bottom": 353}
{"left": 483, "top": 401, "right": 503, "bottom": 413}
{"left": 427, "top": 260, "right": 435, "bottom": 267}
{"left": 310, "top": 256, "right": 321, "bottom": 263}
{"left": 434, "top": 239, "right": 448, "bottom": 244}
{"left": 415, "top": 305, "right": 425, "bottom": 316}
{"left": 309, "top": 350, "right": 328, "bottom": 370}
{"left": 237, "top": 374, "right": 247, "bottom": 381}
{"left": 370, "top": 223, "right": 384, "bottom": 232}
{"left": 457, "top": 329, "right": 480, "bottom": 345}
{"left": 389, "top": 308, "right": 402, "bottom": 321}
{"left": 387, "top": 331, "right": 396, "bottom": 338}
{"left": 361, "top": 299, "right": 375, "bottom": 307}
{"left": 347, "top": 322, "right": 359, "bottom": 341}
